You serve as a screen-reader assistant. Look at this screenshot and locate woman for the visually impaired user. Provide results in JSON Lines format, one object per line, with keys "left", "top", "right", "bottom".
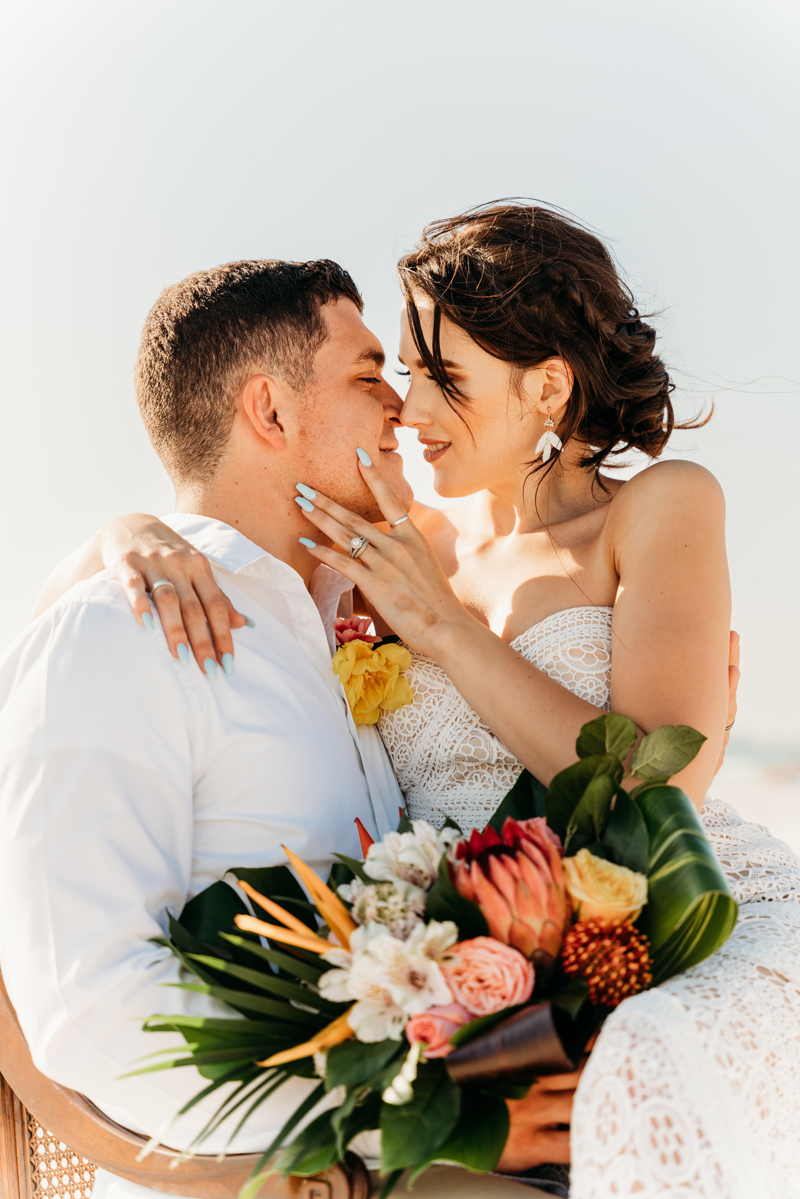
{"left": 38, "top": 204, "right": 800, "bottom": 1196}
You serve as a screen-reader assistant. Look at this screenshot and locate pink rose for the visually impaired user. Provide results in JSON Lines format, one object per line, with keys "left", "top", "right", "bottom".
{"left": 334, "top": 616, "right": 380, "bottom": 647}
{"left": 442, "top": 937, "right": 535, "bottom": 1017}
{"left": 405, "top": 1004, "right": 472, "bottom": 1059}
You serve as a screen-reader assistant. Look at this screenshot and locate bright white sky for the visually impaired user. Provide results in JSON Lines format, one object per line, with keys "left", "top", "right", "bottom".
{"left": 1, "top": 0, "right": 798, "bottom": 748}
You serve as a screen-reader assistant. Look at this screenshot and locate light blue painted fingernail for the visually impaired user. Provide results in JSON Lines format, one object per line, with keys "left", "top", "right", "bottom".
{"left": 204, "top": 657, "right": 218, "bottom": 679}
{"left": 222, "top": 653, "right": 234, "bottom": 676}
{"left": 299, "top": 537, "right": 316, "bottom": 548}
{"left": 295, "top": 496, "right": 314, "bottom": 512}
{"left": 142, "top": 612, "right": 155, "bottom": 632}
{"left": 177, "top": 643, "right": 190, "bottom": 665}
{"left": 356, "top": 447, "right": 372, "bottom": 467}
{"left": 296, "top": 483, "right": 316, "bottom": 500}
{"left": 243, "top": 616, "right": 256, "bottom": 628}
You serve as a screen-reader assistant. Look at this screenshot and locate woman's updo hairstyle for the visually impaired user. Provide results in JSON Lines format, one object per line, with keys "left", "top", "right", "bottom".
{"left": 398, "top": 201, "right": 703, "bottom": 478}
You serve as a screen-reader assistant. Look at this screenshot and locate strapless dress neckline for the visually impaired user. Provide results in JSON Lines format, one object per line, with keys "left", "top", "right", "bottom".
{"left": 378, "top": 604, "right": 614, "bottom": 832}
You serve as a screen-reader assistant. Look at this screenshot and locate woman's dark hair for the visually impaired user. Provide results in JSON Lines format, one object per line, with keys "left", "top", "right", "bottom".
{"left": 398, "top": 201, "right": 706, "bottom": 479}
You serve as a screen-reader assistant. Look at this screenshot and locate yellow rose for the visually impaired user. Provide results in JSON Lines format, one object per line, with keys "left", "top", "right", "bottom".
{"left": 331, "top": 640, "right": 414, "bottom": 726}
{"left": 563, "top": 848, "right": 647, "bottom": 926}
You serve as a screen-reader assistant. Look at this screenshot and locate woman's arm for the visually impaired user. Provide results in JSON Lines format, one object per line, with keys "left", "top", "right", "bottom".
{"left": 32, "top": 514, "right": 247, "bottom": 668}
{"left": 604, "top": 461, "right": 731, "bottom": 803}
{"left": 291, "top": 460, "right": 731, "bottom": 808}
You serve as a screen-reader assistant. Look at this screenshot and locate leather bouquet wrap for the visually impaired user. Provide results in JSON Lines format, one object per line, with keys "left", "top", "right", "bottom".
{"left": 135, "top": 715, "right": 736, "bottom": 1196}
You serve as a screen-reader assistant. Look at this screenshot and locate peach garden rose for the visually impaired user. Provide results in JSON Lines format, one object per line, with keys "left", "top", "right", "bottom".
{"left": 442, "top": 936, "right": 535, "bottom": 1017}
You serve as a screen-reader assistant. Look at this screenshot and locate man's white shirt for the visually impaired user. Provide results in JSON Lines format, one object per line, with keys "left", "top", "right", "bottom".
{"left": 0, "top": 515, "right": 402, "bottom": 1169}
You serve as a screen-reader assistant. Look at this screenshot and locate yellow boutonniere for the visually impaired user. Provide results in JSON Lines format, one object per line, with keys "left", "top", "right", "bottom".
{"left": 332, "top": 639, "right": 414, "bottom": 726}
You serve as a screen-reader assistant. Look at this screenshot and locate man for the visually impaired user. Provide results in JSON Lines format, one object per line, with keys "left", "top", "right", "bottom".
{"left": 0, "top": 259, "right": 414, "bottom": 1193}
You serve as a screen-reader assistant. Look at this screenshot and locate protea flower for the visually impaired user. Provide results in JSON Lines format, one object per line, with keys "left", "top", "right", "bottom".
{"left": 451, "top": 817, "right": 568, "bottom": 968}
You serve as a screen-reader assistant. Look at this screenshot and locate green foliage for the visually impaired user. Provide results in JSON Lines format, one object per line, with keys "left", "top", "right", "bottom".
{"left": 576, "top": 714, "right": 638, "bottom": 761}
{"left": 487, "top": 769, "right": 547, "bottom": 831}
{"left": 601, "top": 789, "right": 649, "bottom": 874}
{"left": 635, "top": 785, "right": 738, "bottom": 983}
{"left": 544, "top": 754, "right": 623, "bottom": 843}
{"left": 407, "top": 1087, "right": 509, "bottom": 1182}
{"left": 630, "top": 725, "right": 707, "bottom": 785}
{"left": 424, "top": 850, "right": 489, "bottom": 938}
{"left": 325, "top": 1039, "right": 404, "bottom": 1091}
{"left": 380, "top": 1061, "right": 461, "bottom": 1172}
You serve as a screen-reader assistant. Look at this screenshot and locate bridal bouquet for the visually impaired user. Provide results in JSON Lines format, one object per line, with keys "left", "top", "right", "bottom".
{"left": 135, "top": 715, "right": 736, "bottom": 1196}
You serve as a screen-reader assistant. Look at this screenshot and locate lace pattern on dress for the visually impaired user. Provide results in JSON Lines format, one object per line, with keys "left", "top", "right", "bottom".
{"left": 572, "top": 800, "right": 800, "bottom": 1197}
{"left": 378, "top": 606, "right": 613, "bottom": 833}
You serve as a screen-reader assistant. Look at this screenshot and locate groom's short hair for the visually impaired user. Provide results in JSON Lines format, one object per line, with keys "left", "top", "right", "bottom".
{"left": 135, "top": 259, "right": 363, "bottom": 484}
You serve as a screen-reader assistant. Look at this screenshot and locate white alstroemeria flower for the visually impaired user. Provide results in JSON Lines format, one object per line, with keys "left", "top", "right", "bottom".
{"left": 317, "top": 920, "right": 459, "bottom": 1040}
{"left": 403, "top": 919, "right": 460, "bottom": 964}
{"left": 364, "top": 821, "right": 461, "bottom": 891}
{"left": 319, "top": 924, "right": 408, "bottom": 1042}
{"left": 338, "top": 877, "right": 426, "bottom": 939}
{"left": 362, "top": 926, "right": 456, "bottom": 1017}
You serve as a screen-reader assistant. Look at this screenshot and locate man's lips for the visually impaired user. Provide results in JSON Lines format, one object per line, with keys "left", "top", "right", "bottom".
{"left": 419, "top": 439, "right": 451, "bottom": 463}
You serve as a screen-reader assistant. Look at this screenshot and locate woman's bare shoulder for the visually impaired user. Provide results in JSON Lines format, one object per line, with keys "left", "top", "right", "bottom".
{"left": 603, "top": 460, "right": 726, "bottom": 570}
{"left": 608, "top": 459, "right": 725, "bottom": 525}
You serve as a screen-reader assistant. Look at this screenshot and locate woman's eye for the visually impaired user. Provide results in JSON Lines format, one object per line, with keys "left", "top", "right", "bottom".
{"left": 395, "top": 369, "right": 410, "bottom": 378}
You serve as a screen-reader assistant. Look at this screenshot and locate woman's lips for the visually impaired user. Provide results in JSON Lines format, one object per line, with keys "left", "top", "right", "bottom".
{"left": 421, "top": 441, "right": 451, "bottom": 463}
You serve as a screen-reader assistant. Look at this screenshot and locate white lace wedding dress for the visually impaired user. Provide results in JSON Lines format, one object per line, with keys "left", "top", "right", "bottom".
{"left": 379, "top": 607, "right": 800, "bottom": 1199}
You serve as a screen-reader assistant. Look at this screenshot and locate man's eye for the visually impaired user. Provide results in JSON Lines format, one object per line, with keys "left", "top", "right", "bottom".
{"left": 359, "top": 375, "right": 380, "bottom": 385}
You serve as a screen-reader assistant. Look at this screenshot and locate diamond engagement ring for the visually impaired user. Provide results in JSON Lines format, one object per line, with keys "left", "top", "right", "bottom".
{"left": 150, "top": 579, "right": 177, "bottom": 595}
{"left": 348, "top": 535, "right": 370, "bottom": 560}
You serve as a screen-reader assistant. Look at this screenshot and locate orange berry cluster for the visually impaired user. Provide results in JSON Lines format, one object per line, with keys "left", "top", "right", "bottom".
{"left": 561, "top": 918, "right": 652, "bottom": 1008}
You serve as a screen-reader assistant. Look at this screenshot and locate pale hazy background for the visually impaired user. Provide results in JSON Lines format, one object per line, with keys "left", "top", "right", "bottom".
{"left": 2, "top": 1, "right": 799, "bottom": 839}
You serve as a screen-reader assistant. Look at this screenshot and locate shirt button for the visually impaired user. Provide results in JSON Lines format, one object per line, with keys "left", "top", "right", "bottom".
{"left": 296, "top": 613, "right": 309, "bottom": 625}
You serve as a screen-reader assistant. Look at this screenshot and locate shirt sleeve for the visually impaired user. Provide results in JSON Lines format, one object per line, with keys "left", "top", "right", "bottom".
{"left": 0, "top": 587, "right": 318, "bottom": 1151}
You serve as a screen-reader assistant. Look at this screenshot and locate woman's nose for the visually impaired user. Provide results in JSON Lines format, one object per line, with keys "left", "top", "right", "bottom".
{"left": 398, "top": 380, "right": 429, "bottom": 428}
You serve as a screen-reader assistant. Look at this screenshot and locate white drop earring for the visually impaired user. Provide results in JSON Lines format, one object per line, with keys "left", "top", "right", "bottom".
{"left": 536, "top": 407, "right": 563, "bottom": 463}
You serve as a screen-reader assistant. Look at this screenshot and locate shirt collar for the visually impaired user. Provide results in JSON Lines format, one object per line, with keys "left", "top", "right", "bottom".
{"left": 162, "top": 512, "right": 354, "bottom": 631}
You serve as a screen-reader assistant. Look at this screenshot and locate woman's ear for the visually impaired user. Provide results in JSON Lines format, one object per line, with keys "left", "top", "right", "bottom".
{"left": 534, "top": 357, "right": 574, "bottom": 418}
{"left": 241, "top": 374, "right": 288, "bottom": 451}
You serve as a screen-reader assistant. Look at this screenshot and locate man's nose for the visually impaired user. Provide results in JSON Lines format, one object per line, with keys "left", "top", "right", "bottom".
{"left": 378, "top": 379, "right": 404, "bottom": 425}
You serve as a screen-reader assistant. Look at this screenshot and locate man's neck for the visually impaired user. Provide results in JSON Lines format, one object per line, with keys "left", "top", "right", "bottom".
{"left": 174, "top": 476, "right": 318, "bottom": 585}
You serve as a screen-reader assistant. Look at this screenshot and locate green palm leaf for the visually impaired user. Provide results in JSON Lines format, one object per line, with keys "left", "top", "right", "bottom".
{"left": 635, "top": 785, "right": 738, "bottom": 984}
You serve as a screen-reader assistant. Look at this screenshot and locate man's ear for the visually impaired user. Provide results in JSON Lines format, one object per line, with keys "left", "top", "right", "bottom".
{"left": 241, "top": 374, "right": 290, "bottom": 451}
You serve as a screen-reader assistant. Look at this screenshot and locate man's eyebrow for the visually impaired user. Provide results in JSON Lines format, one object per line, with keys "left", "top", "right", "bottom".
{"left": 354, "top": 347, "right": 385, "bottom": 369}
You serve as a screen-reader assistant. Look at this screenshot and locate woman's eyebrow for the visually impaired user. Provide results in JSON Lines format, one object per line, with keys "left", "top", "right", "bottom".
{"left": 397, "top": 354, "right": 464, "bottom": 370}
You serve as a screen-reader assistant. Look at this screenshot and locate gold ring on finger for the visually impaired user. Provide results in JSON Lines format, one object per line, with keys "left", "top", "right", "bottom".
{"left": 150, "top": 579, "right": 177, "bottom": 595}
{"left": 390, "top": 515, "right": 410, "bottom": 528}
{"left": 348, "top": 535, "right": 370, "bottom": 560}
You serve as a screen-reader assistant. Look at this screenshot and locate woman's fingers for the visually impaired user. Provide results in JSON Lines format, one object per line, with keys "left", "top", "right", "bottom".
{"left": 355, "top": 450, "right": 411, "bottom": 526}
{"left": 715, "top": 629, "right": 741, "bottom": 777}
{"left": 116, "top": 563, "right": 155, "bottom": 630}
{"left": 191, "top": 573, "right": 239, "bottom": 672}
{"left": 295, "top": 490, "right": 392, "bottom": 555}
